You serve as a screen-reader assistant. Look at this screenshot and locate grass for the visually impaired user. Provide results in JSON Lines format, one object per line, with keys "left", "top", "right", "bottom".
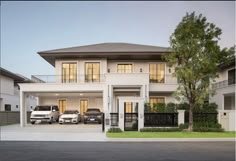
{"left": 107, "top": 131, "right": 236, "bottom": 138}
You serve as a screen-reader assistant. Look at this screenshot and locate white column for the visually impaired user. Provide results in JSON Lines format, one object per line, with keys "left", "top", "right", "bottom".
{"left": 103, "top": 85, "right": 109, "bottom": 132}
{"left": 177, "top": 110, "right": 185, "bottom": 125}
{"left": 119, "top": 99, "right": 124, "bottom": 131}
{"left": 138, "top": 100, "right": 144, "bottom": 131}
{"left": 20, "top": 91, "right": 27, "bottom": 127}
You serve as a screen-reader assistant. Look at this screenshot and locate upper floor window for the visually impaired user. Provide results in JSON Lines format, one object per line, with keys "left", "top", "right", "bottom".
{"left": 85, "top": 63, "right": 100, "bottom": 82}
{"left": 62, "top": 63, "right": 77, "bottom": 83}
{"left": 117, "top": 64, "right": 133, "bottom": 73}
{"left": 228, "top": 68, "right": 235, "bottom": 85}
{"left": 149, "top": 64, "right": 165, "bottom": 83}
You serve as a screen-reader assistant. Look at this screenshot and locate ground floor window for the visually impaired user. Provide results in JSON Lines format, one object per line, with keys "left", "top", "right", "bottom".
{"left": 80, "top": 99, "right": 88, "bottom": 115}
{"left": 5, "top": 104, "right": 11, "bottom": 111}
{"left": 149, "top": 97, "right": 165, "bottom": 111}
{"left": 59, "top": 99, "right": 67, "bottom": 113}
{"left": 124, "top": 102, "right": 133, "bottom": 113}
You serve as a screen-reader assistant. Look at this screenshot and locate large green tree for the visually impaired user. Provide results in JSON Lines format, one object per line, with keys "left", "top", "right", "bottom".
{"left": 164, "top": 12, "right": 234, "bottom": 131}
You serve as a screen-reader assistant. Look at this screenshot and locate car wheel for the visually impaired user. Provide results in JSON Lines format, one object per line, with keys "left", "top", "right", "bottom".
{"left": 31, "top": 122, "right": 35, "bottom": 125}
{"left": 49, "top": 117, "right": 53, "bottom": 124}
{"left": 84, "top": 121, "right": 87, "bottom": 124}
{"left": 99, "top": 121, "right": 101, "bottom": 124}
{"left": 59, "top": 123, "right": 63, "bottom": 125}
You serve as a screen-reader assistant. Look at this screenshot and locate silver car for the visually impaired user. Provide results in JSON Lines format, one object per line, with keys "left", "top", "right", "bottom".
{"left": 59, "top": 110, "right": 80, "bottom": 124}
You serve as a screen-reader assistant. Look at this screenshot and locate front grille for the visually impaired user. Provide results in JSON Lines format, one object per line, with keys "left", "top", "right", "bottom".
{"left": 34, "top": 115, "right": 46, "bottom": 117}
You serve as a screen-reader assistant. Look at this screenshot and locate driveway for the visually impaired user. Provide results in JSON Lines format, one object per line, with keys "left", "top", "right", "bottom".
{"left": 0, "top": 124, "right": 105, "bottom": 141}
{"left": 0, "top": 141, "right": 234, "bottom": 161}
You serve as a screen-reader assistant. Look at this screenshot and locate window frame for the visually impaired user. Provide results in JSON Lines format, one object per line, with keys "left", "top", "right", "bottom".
{"left": 84, "top": 62, "right": 100, "bottom": 82}
{"left": 117, "top": 64, "right": 133, "bottom": 73}
{"left": 61, "top": 62, "right": 77, "bottom": 83}
{"left": 149, "top": 63, "right": 166, "bottom": 83}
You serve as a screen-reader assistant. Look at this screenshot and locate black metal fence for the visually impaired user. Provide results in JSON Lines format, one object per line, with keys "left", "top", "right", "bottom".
{"left": 184, "top": 112, "right": 218, "bottom": 124}
{"left": 110, "top": 113, "right": 119, "bottom": 126}
{"left": 144, "top": 113, "right": 178, "bottom": 127}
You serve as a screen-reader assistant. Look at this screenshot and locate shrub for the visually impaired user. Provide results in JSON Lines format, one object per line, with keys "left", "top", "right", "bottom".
{"left": 193, "top": 127, "right": 224, "bottom": 132}
{"left": 177, "top": 103, "right": 190, "bottom": 110}
{"left": 107, "top": 127, "right": 122, "bottom": 133}
{"left": 166, "top": 103, "right": 177, "bottom": 112}
{"left": 179, "top": 123, "right": 189, "bottom": 130}
{"left": 140, "top": 127, "right": 182, "bottom": 132}
{"left": 193, "top": 122, "right": 221, "bottom": 129}
{"left": 144, "top": 103, "right": 151, "bottom": 113}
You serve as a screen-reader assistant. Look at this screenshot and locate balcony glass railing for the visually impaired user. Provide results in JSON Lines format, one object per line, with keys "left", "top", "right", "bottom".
{"left": 31, "top": 75, "right": 105, "bottom": 83}
{"left": 212, "top": 78, "right": 235, "bottom": 89}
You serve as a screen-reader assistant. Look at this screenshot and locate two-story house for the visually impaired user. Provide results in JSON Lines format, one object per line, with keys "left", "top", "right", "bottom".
{"left": 19, "top": 43, "right": 180, "bottom": 131}
{"left": 210, "top": 58, "right": 235, "bottom": 131}
{"left": 0, "top": 67, "right": 37, "bottom": 111}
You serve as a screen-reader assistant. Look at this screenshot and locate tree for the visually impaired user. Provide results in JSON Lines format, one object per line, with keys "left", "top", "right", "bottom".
{"left": 163, "top": 12, "right": 235, "bottom": 131}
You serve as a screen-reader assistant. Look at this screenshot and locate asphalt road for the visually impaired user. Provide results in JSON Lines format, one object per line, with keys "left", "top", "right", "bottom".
{"left": 0, "top": 141, "right": 235, "bottom": 161}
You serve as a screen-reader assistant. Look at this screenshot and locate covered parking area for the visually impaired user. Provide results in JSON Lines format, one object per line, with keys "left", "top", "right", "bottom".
{"left": 18, "top": 83, "right": 109, "bottom": 133}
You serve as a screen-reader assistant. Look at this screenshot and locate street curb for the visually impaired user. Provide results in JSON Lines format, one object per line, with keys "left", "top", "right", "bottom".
{"left": 106, "top": 138, "right": 236, "bottom": 142}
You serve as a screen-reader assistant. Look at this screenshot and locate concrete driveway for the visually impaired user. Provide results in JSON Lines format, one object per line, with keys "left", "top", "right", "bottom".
{"left": 0, "top": 123, "right": 106, "bottom": 141}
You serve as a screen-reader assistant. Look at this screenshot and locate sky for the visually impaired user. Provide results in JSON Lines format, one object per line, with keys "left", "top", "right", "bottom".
{"left": 1, "top": 1, "right": 235, "bottom": 78}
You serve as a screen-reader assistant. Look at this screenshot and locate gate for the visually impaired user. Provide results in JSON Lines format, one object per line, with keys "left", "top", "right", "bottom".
{"left": 124, "top": 113, "right": 138, "bottom": 131}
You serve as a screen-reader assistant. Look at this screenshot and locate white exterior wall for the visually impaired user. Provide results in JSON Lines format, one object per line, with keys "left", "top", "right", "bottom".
{"left": 38, "top": 96, "right": 103, "bottom": 112}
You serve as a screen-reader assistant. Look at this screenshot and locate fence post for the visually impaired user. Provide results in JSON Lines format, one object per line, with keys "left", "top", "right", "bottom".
{"left": 177, "top": 110, "right": 185, "bottom": 125}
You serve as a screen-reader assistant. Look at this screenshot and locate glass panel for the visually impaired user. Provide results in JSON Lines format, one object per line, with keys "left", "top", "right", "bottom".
{"left": 149, "top": 97, "right": 165, "bottom": 112}
{"left": 62, "top": 63, "right": 77, "bottom": 83}
{"left": 117, "top": 64, "right": 133, "bottom": 73}
{"left": 149, "top": 63, "right": 165, "bottom": 83}
{"left": 80, "top": 100, "right": 88, "bottom": 115}
{"left": 228, "top": 68, "right": 235, "bottom": 85}
{"left": 125, "top": 102, "right": 133, "bottom": 113}
{"left": 59, "top": 100, "right": 66, "bottom": 113}
{"left": 85, "top": 63, "right": 100, "bottom": 82}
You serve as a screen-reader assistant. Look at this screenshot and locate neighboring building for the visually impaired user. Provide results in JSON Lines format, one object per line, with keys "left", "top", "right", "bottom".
{"left": 0, "top": 67, "right": 37, "bottom": 111}
{"left": 211, "top": 58, "right": 235, "bottom": 110}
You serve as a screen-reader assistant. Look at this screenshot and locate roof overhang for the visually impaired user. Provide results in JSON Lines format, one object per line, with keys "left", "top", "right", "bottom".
{"left": 39, "top": 52, "right": 169, "bottom": 67}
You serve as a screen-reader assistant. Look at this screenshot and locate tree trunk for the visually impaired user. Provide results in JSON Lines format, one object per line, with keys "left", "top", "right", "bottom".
{"left": 188, "top": 103, "right": 193, "bottom": 131}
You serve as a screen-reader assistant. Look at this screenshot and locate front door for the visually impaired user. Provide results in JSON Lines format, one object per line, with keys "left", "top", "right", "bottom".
{"left": 124, "top": 102, "right": 138, "bottom": 131}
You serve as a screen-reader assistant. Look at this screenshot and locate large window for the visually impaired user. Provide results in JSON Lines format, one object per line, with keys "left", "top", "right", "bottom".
{"left": 80, "top": 99, "right": 88, "bottom": 115}
{"left": 228, "top": 68, "right": 235, "bottom": 85}
{"left": 59, "top": 100, "right": 67, "bottom": 114}
{"left": 85, "top": 63, "right": 100, "bottom": 82}
{"left": 149, "top": 64, "right": 165, "bottom": 83}
{"left": 117, "top": 64, "right": 133, "bottom": 73}
{"left": 149, "top": 97, "right": 165, "bottom": 111}
{"left": 62, "top": 63, "right": 77, "bottom": 83}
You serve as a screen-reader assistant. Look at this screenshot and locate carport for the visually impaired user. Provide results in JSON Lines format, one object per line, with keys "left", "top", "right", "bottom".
{"left": 18, "top": 83, "right": 109, "bottom": 132}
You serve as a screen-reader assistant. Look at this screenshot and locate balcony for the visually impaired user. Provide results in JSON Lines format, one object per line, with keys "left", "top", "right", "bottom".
{"left": 212, "top": 78, "right": 235, "bottom": 89}
{"left": 105, "top": 73, "right": 149, "bottom": 85}
{"left": 31, "top": 74, "right": 105, "bottom": 83}
{"left": 149, "top": 74, "right": 178, "bottom": 92}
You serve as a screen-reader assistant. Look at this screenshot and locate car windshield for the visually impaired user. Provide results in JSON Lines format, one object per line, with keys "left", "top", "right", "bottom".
{"left": 34, "top": 106, "right": 51, "bottom": 111}
{"left": 86, "top": 109, "right": 100, "bottom": 113}
{"left": 63, "top": 111, "right": 77, "bottom": 114}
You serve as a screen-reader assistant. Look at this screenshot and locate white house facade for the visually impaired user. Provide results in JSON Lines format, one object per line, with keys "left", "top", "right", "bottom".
{"left": 18, "top": 43, "right": 235, "bottom": 131}
{"left": 0, "top": 67, "right": 37, "bottom": 112}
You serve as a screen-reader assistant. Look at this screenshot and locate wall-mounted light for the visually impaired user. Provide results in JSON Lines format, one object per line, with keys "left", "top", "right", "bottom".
{"left": 140, "top": 68, "right": 142, "bottom": 73}
{"left": 169, "top": 68, "right": 171, "bottom": 73}
{"left": 108, "top": 69, "right": 110, "bottom": 73}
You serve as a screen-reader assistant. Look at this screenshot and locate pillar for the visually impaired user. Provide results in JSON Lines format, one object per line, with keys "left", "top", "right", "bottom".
{"left": 20, "top": 91, "right": 27, "bottom": 127}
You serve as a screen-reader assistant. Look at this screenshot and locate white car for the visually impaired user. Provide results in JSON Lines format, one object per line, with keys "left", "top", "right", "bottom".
{"left": 30, "top": 105, "right": 59, "bottom": 124}
{"left": 59, "top": 110, "right": 80, "bottom": 124}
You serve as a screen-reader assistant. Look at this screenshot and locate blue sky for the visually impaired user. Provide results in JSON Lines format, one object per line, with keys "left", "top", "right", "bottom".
{"left": 1, "top": 1, "right": 235, "bottom": 78}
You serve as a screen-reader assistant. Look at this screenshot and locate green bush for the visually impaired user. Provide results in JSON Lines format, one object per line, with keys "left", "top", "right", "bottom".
{"left": 193, "top": 122, "right": 221, "bottom": 129}
{"left": 166, "top": 103, "right": 177, "bottom": 112}
{"left": 193, "top": 127, "right": 224, "bottom": 132}
{"left": 177, "top": 103, "right": 190, "bottom": 110}
{"left": 140, "top": 127, "right": 182, "bottom": 132}
{"left": 153, "top": 103, "right": 165, "bottom": 112}
{"left": 179, "top": 123, "right": 189, "bottom": 130}
{"left": 107, "top": 127, "right": 123, "bottom": 133}
{"left": 144, "top": 103, "right": 151, "bottom": 113}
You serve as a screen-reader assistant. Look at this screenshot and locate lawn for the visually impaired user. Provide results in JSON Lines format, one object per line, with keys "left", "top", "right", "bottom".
{"left": 107, "top": 131, "right": 236, "bottom": 138}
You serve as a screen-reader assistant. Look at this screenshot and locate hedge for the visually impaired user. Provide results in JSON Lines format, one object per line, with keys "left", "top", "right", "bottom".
{"left": 140, "top": 127, "right": 182, "bottom": 132}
